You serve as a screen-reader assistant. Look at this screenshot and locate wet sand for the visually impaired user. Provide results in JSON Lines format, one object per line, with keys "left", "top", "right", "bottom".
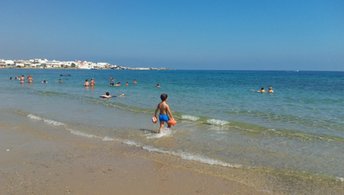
{"left": 0, "top": 120, "right": 343, "bottom": 195}
{"left": 0, "top": 120, "right": 263, "bottom": 195}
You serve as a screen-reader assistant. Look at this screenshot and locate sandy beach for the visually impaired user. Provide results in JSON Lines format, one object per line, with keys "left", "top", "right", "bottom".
{"left": 0, "top": 119, "right": 263, "bottom": 195}
{"left": 1, "top": 114, "right": 343, "bottom": 195}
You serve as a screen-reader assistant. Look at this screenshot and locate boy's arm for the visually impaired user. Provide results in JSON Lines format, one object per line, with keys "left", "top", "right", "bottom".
{"left": 154, "top": 104, "right": 159, "bottom": 117}
{"left": 166, "top": 105, "right": 174, "bottom": 119}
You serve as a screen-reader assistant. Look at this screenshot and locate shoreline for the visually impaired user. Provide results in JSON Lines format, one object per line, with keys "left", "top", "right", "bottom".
{"left": 1, "top": 115, "right": 343, "bottom": 194}
{"left": 0, "top": 119, "right": 262, "bottom": 194}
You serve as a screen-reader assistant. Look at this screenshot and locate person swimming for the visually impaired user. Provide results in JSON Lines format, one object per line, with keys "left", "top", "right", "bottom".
{"left": 109, "top": 77, "right": 115, "bottom": 86}
{"left": 115, "top": 82, "right": 121, "bottom": 87}
{"left": 84, "top": 79, "right": 89, "bottom": 87}
{"left": 90, "top": 79, "right": 95, "bottom": 87}
{"left": 19, "top": 75, "right": 25, "bottom": 84}
{"left": 100, "top": 92, "right": 112, "bottom": 98}
{"left": 27, "top": 75, "right": 33, "bottom": 83}
{"left": 155, "top": 83, "right": 160, "bottom": 88}
{"left": 257, "top": 87, "right": 265, "bottom": 93}
{"left": 268, "top": 86, "right": 274, "bottom": 93}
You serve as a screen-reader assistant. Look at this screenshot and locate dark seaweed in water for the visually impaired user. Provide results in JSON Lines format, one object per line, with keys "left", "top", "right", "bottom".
{"left": 60, "top": 74, "right": 71, "bottom": 77}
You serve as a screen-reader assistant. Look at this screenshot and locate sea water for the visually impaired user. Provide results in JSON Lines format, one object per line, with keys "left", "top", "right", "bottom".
{"left": 0, "top": 69, "right": 343, "bottom": 182}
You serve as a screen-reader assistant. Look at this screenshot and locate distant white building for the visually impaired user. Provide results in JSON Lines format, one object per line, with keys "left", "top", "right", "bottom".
{"left": 16, "top": 63, "right": 25, "bottom": 68}
{"left": 34, "top": 59, "right": 48, "bottom": 64}
{"left": 0, "top": 60, "right": 6, "bottom": 68}
{"left": 77, "top": 61, "right": 92, "bottom": 69}
{"left": 46, "top": 60, "right": 63, "bottom": 68}
{"left": 90, "top": 62, "right": 109, "bottom": 69}
{"left": 97, "top": 62, "right": 108, "bottom": 66}
{"left": 5, "top": 60, "right": 15, "bottom": 66}
{"left": 127, "top": 67, "right": 150, "bottom": 70}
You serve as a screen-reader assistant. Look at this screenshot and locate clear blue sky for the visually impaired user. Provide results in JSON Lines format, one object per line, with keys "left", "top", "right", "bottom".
{"left": 0, "top": 0, "right": 343, "bottom": 70}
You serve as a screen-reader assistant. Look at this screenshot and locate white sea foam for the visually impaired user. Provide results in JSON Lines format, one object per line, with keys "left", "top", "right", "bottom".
{"left": 27, "top": 114, "right": 42, "bottom": 121}
{"left": 146, "top": 128, "right": 173, "bottom": 139}
{"left": 102, "top": 136, "right": 114, "bottom": 141}
{"left": 43, "top": 119, "right": 65, "bottom": 127}
{"left": 207, "top": 119, "right": 229, "bottom": 126}
{"left": 27, "top": 114, "right": 106, "bottom": 141}
{"left": 336, "top": 177, "right": 344, "bottom": 182}
{"left": 122, "top": 140, "right": 141, "bottom": 147}
{"left": 69, "top": 130, "right": 99, "bottom": 139}
{"left": 27, "top": 114, "right": 65, "bottom": 127}
{"left": 181, "top": 115, "right": 200, "bottom": 121}
{"left": 120, "top": 139, "right": 242, "bottom": 169}
{"left": 142, "top": 145, "right": 169, "bottom": 154}
{"left": 177, "top": 152, "right": 242, "bottom": 168}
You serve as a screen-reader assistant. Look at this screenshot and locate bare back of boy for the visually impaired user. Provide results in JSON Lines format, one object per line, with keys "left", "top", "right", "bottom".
{"left": 158, "top": 102, "right": 169, "bottom": 115}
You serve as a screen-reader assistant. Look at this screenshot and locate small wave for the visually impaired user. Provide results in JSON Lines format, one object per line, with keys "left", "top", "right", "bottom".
{"left": 27, "top": 114, "right": 42, "bottom": 121}
{"left": 336, "top": 177, "right": 344, "bottom": 182}
{"left": 27, "top": 114, "right": 65, "bottom": 127}
{"left": 176, "top": 151, "right": 242, "bottom": 168}
{"left": 120, "top": 139, "right": 242, "bottom": 169}
{"left": 206, "top": 119, "right": 229, "bottom": 126}
{"left": 142, "top": 145, "right": 170, "bottom": 154}
{"left": 69, "top": 129, "right": 100, "bottom": 139}
{"left": 146, "top": 128, "right": 173, "bottom": 139}
{"left": 122, "top": 140, "right": 141, "bottom": 147}
{"left": 181, "top": 115, "right": 200, "bottom": 121}
{"left": 43, "top": 119, "right": 65, "bottom": 126}
{"left": 102, "top": 136, "right": 115, "bottom": 141}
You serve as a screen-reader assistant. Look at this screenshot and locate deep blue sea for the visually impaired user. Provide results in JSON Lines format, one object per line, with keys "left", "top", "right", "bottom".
{"left": 1, "top": 69, "right": 343, "bottom": 182}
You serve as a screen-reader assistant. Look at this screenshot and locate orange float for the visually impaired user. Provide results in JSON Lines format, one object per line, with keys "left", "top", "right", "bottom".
{"left": 168, "top": 118, "right": 177, "bottom": 126}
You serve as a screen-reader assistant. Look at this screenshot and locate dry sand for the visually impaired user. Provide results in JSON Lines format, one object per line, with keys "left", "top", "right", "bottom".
{"left": 0, "top": 120, "right": 343, "bottom": 195}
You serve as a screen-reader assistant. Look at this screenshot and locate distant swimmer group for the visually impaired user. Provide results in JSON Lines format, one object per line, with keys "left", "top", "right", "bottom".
{"left": 257, "top": 86, "right": 274, "bottom": 93}
{"left": 84, "top": 78, "right": 95, "bottom": 87}
{"left": 108, "top": 77, "right": 138, "bottom": 87}
{"left": 12, "top": 75, "right": 31, "bottom": 84}
{"left": 10, "top": 75, "right": 40, "bottom": 84}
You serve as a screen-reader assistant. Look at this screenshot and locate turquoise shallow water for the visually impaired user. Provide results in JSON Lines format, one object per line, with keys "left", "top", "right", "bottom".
{"left": 0, "top": 69, "right": 343, "bottom": 181}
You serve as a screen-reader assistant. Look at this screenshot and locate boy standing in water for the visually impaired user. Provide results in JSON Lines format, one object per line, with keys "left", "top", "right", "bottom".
{"left": 154, "top": 93, "right": 174, "bottom": 133}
